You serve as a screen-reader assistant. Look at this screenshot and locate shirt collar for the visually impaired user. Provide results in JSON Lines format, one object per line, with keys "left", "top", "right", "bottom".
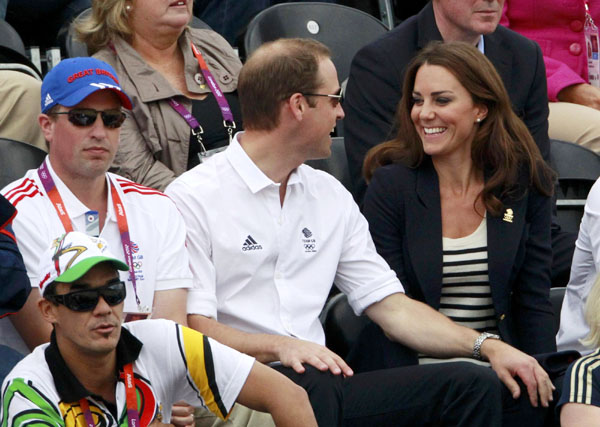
{"left": 225, "top": 132, "right": 303, "bottom": 194}
{"left": 44, "top": 157, "right": 116, "bottom": 224}
{"left": 44, "top": 327, "right": 143, "bottom": 403}
{"left": 477, "top": 36, "right": 485, "bottom": 54}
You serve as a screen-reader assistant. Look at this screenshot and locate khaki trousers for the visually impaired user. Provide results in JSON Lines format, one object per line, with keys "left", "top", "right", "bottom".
{"left": 548, "top": 101, "right": 600, "bottom": 153}
{"left": 194, "top": 404, "right": 275, "bottom": 427}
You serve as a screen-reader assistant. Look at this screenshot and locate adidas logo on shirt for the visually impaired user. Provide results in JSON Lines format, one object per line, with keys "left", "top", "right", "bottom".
{"left": 242, "top": 235, "right": 262, "bottom": 251}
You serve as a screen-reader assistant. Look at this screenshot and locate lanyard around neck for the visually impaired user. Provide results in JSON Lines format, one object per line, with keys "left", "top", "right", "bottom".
{"left": 168, "top": 42, "right": 236, "bottom": 156}
{"left": 37, "top": 160, "right": 145, "bottom": 311}
{"left": 78, "top": 363, "right": 140, "bottom": 427}
{"left": 585, "top": 0, "right": 595, "bottom": 22}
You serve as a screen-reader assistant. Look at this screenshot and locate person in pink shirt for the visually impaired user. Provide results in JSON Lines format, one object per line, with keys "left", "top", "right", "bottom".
{"left": 501, "top": 0, "right": 600, "bottom": 152}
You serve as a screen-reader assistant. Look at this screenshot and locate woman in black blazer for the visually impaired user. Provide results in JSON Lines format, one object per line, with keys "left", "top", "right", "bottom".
{"left": 362, "top": 41, "right": 556, "bottom": 360}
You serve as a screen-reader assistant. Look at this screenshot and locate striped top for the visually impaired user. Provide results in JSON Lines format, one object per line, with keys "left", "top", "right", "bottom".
{"left": 558, "top": 348, "right": 600, "bottom": 409}
{"left": 440, "top": 217, "right": 498, "bottom": 334}
{"left": 420, "top": 217, "right": 497, "bottom": 366}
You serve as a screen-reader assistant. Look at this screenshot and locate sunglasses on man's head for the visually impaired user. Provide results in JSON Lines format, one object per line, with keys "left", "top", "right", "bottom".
{"left": 46, "top": 279, "right": 126, "bottom": 312}
{"left": 49, "top": 108, "right": 127, "bottom": 129}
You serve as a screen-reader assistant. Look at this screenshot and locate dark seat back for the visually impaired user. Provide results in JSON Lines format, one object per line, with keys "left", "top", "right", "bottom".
{"left": 0, "top": 19, "right": 26, "bottom": 56}
{"left": 550, "top": 139, "right": 600, "bottom": 233}
{"left": 319, "top": 293, "right": 370, "bottom": 358}
{"left": 305, "top": 137, "right": 353, "bottom": 193}
{"left": 0, "top": 138, "right": 46, "bottom": 189}
{"left": 550, "top": 286, "right": 566, "bottom": 335}
{"left": 244, "top": 2, "right": 388, "bottom": 82}
{"left": 0, "top": 20, "right": 41, "bottom": 79}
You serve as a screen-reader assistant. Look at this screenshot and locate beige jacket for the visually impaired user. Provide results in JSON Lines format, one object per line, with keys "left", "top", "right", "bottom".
{"left": 96, "top": 28, "right": 242, "bottom": 190}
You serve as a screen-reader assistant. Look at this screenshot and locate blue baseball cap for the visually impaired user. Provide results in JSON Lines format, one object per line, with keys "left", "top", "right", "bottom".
{"left": 41, "top": 57, "right": 133, "bottom": 113}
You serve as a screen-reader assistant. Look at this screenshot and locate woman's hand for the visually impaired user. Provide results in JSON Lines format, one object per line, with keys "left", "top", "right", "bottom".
{"left": 557, "top": 83, "right": 600, "bottom": 110}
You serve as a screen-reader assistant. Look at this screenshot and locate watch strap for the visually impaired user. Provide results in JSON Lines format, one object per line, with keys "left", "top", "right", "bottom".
{"left": 472, "top": 332, "right": 501, "bottom": 360}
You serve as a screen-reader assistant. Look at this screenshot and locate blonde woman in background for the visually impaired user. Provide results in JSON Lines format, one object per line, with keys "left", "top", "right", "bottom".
{"left": 559, "top": 273, "right": 600, "bottom": 425}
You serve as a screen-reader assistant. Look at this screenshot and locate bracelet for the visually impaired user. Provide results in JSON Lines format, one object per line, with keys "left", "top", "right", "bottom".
{"left": 472, "top": 332, "right": 501, "bottom": 360}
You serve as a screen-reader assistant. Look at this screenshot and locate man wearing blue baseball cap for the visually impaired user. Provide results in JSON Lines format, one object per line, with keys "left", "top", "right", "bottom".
{"left": 0, "top": 231, "right": 316, "bottom": 426}
{"left": 0, "top": 58, "right": 196, "bottom": 383}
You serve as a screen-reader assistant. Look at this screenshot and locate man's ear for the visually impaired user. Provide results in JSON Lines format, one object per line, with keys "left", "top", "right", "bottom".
{"left": 39, "top": 298, "right": 58, "bottom": 325}
{"left": 288, "top": 93, "right": 306, "bottom": 121}
{"left": 38, "top": 114, "right": 54, "bottom": 146}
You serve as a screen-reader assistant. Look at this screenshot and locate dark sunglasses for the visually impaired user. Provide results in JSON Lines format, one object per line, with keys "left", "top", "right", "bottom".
{"left": 49, "top": 108, "right": 126, "bottom": 129}
{"left": 46, "top": 280, "right": 126, "bottom": 312}
{"left": 302, "top": 88, "right": 343, "bottom": 106}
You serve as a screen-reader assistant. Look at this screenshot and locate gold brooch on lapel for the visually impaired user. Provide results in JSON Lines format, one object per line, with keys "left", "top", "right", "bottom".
{"left": 503, "top": 208, "right": 514, "bottom": 223}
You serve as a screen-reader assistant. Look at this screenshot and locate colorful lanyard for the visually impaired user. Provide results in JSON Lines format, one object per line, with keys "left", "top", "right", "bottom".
{"left": 168, "top": 42, "right": 236, "bottom": 156}
{"left": 37, "top": 160, "right": 145, "bottom": 311}
{"left": 78, "top": 363, "right": 140, "bottom": 427}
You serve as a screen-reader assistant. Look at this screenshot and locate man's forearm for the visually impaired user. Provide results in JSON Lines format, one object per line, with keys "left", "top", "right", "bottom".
{"left": 237, "top": 361, "right": 318, "bottom": 427}
{"left": 188, "top": 314, "right": 282, "bottom": 363}
{"left": 365, "top": 293, "right": 480, "bottom": 359}
{"left": 189, "top": 314, "right": 354, "bottom": 376}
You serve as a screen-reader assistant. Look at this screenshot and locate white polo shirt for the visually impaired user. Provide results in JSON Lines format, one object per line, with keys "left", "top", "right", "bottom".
{"left": 1, "top": 158, "right": 193, "bottom": 354}
{"left": 166, "top": 133, "right": 403, "bottom": 345}
{"left": 557, "top": 178, "right": 600, "bottom": 355}
{"left": 1, "top": 319, "right": 254, "bottom": 424}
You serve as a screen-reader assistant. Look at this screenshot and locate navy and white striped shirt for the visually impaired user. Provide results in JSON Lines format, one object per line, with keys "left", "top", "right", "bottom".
{"left": 420, "top": 217, "right": 497, "bottom": 366}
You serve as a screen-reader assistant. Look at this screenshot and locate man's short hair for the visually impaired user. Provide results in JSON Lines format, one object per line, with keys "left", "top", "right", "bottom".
{"left": 238, "top": 38, "right": 331, "bottom": 131}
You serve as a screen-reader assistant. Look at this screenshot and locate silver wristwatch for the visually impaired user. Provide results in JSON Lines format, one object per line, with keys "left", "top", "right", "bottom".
{"left": 472, "top": 332, "right": 501, "bottom": 360}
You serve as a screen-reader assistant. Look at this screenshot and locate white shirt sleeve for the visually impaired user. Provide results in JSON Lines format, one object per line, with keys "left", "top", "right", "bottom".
{"left": 128, "top": 320, "right": 253, "bottom": 420}
{"left": 557, "top": 178, "right": 600, "bottom": 354}
{"left": 165, "top": 179, "right": 219, "bottom": 318}
{"left": 334, "top": 190, "right": 404, "bottom": 316}
{"left": 153, "top": 197, "right": 194, "bottom": 292}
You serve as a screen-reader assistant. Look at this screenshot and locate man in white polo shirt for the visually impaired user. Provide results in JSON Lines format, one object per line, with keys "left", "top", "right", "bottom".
{"left": 166, "top": 38, "right": 555, "bottom": 426}
{"left": 1, "top": 57, "right": 192, "bottom": 356}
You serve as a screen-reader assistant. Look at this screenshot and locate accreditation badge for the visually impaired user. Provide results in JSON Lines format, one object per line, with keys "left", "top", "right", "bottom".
{"left": 585, "top": 3, "right": 600, "bottom": 87}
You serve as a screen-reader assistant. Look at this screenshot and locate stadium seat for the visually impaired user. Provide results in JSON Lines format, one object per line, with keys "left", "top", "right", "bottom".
{"left": 243, "top": 2, "right": 389, "bottom": 82}
{"left": 550, "top": 286, "right": 566, "bottom": 335}
{"left": 550, "top": 139, "right": 600, "bottom": 234}
{"left": 319, "top": 293, "right": 370, "bottom": 358}
{"left": 0, "top": 20, "right": 41, "bottom": 79}
{"left": 0, "top": 138, "right": 46, "bottom": 188}
{"left": 0, "top": 19, "right": 26, "bottom": 56}
{"left": 305, "top": 137, "right": 353, "bottom": 193}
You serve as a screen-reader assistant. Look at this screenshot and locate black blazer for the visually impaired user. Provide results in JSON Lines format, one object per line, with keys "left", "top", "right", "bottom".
{"left": 363, "top": 159, "right": 556, "bottom": 355}
{"left": 344, "top": 2, "right": 550, "bottom": 203}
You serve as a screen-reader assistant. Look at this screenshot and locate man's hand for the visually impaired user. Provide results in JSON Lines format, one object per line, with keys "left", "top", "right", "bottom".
{"left": 170, "top": 401, "right": 194, "bottom": 427}
{"left": 274, "top": 335, "right": 354, "bottom": 376}
{"left": 557, "top": 83, "right": 600, "bottom": 110}
{"left": 482, "top": 339, "right": 554, "bottom": 408}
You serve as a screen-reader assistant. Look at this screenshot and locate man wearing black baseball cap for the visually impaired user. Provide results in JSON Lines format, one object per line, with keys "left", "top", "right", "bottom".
{"left": 0, "top": 231, "right": 316, "bottom": 426}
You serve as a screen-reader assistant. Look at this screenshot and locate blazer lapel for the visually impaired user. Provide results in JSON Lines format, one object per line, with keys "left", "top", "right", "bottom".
{"left": 406, "top": 160, "right": 444, "bottom": 309}
{"left": 483, "top": 33, "right": 514, "bottom": 98}
{"left": 487, "top": 194, "right": 527, "bottom": 311}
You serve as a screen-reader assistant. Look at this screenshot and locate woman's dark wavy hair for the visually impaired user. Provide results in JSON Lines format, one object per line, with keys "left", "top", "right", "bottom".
{"left": 363, "top": 41, "right": 554, "bottom": 216}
